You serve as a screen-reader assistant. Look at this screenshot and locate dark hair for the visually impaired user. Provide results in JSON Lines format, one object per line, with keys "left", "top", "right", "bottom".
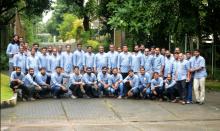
{"left": 65, "top": 44, "right": 71, "bottom": 48}
{"left": 55, "top": 66, "right": 62, "bottom": 69}
{"left": 33, "top": 43, "right": 39, "bottom": 46}
{"left": 112, "top": 68, "right": 118, "bottom": 71}
{"left": 87, "top": 67, "right": 92, "bottom": 70}
{"left": 73, "top": 66, "right": 79, "bottom": 70}
{"left": 41, "top": 47, "right": 47, "bottom": 50}
{"left": 77, "top": 43, "right": 82, "bottom": 46}
{"left": 140, "top": 67, "right": 145, "bottom": 70}
{"left": 102, "top": 66, "right": 108, "bottom": 70}
{"left": 153, "top": 72, "right": 159, "bottom": 75}
{"left": 29, "top": 68, "right": 34, "bottom": 71}
{"left": 40, "top": 67, "right": 46, "bottom": 70}
{"left": 15, "top": 66, "right": 21, "bottom": 70}
{"left": 194, "top": 49, "right": 200, "bottom": 53}
{"left": 87, "top": 46, "right": 92, "bottom": 49}
{"left": 186, "top": 51, "right": 192, "bottom": 54}
{"left": 128, "top": 69, "right": 134, "bottom": 73}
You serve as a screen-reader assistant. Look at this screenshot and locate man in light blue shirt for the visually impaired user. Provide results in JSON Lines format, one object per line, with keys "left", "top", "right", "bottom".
{"left": 69, "top": 66, "right": 88, "bottom": 98}
{"left": 38, "top": 47, "right": 49, "bottom": 72}
{"left": 164, "top": 50, "right": 174, "bottom": 78}
{"left": 185, "top": 51, "right": 193, "bottom": 104}
{"left": 153, "top": 48, "right": 165, "bottom": 76}
{"left": 123, "top": 70, "right": 139, "bottom": 98}
{"left": 94, "top": 45, "right": 108, "bottom": 73}
{"left": 189, "top": 49, "right": 207, "bottom": 105}
{"left": 130, "top": 45, "right": 144, "bottom": 73}
{"left": 50, "top": 66, "right": 69, "bottom": 99}
{"left": 82, "top": 67, "right": 99, "bottom": 98}
{"left": 109, "top": 68, "right": 124, "bottom": 99}
{"left": 151, "top": 72, "right": 164, "bottom": 101}
{"left": 171, "top": 52, "right": 179, "bottom": 78}
{"left": 174, "top": 53, "right": 190, "bottom": 104}
{"left": 26, "top": 48, "right": 40, "bottom": 74}
{"left": 97, "top": 66, "right": 111, "bottom": 96}
{"left": 60, "top": 44, "right": 73, "bottom": 74}
{"left": 47, "top": 48, "right": 61, "bottom": 73}
{"left": 35, "top": 67, "right": 51, "bottom": 97}
{"left": 107, "top": 44, "right": 119, "bottom": 71}
{"left": 13, "top": 46, "right": 27, "bottom": 73}
{"left": 143, "top": 48, "right": 154, "bottom": 77}
{"left": 73, "top": 43, "right": 84, "bottom": 71}
{"left": 10, "top": 67, "right": 29, "bottom": 100}
{"left": 83, "top": 46, "right": 95, "bottom": 72}
{"left": 164, "top": 74, "right": 176, "bottom": 101}
{"left": 23, "top": 68, "right": 42, "bottom": 100}
{"left": 118, "top": 45, "right": 131, "bottom": 79}
{"left": 138, "top": 67, "right": 151, "bottom": 98}
{"left": 6, "top": 35, "right": 19, "bottom": 74}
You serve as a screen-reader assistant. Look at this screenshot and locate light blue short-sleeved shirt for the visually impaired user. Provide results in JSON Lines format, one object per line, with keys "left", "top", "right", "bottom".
{"left": 13, "top": 52, "right": 27, "bottom": 73}
{"left": 153, "top": 54, "right": 165, "bottom": 73}
{"left": 118, "top": 52, "right": 131, "bottom": 73}
{"left": 191, "top": 56, "right": 207, "bottom": 79}
{"left": 94, "top": 53, "right": 108, "bottom": 72}
{"left": 175, "top": 60, "right": 189, "bottom": 81}
{"left": 107, "top": 51, "right": 119, "bottom": 69}
{"left": 130, "top": 52, "right": 144, "bottom": 73}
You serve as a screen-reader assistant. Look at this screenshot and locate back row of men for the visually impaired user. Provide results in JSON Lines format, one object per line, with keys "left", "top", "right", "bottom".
{"left": 7, "top": 35, "right": 207, "bottom": 105}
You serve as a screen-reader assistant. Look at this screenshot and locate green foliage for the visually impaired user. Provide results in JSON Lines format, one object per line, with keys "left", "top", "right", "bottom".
{"left": 86, "top": 40, "right": 100, "bottom": 52}
{"left": 0, "top": 53, "right": 9, "bottom": 71}
{"left": 0, "top": 73, "right": 13, "bottom": 101}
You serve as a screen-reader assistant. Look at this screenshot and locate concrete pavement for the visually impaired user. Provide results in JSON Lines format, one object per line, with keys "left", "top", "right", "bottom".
{"left": 1, "top": 91, "right": 220, "bottom": 131}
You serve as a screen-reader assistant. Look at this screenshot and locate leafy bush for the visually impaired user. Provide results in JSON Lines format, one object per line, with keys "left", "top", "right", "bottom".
{"left": 86, "top": 40, "right": 100, "bottom": 52}
{"left": 0, "top": 52, "right": 8, "bottom": 70}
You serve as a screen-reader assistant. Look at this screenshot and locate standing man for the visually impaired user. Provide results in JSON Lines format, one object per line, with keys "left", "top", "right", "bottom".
{"left": 48, "top": 48, "right": 61, "bottom": 74}
{"left": 83, "top": 46, "right": 95, "bottom": 72}
{"left": 60, "top": 44, "right": 73, "bottom": 74}
{"left": 152, "top": 48, "right": 165, "bottom": 76}
{"left": 38, "top": 47, "right": 49, "bottom": 72}
{"left": 185, "top": 51, "right": 193, "bottom": 104}
{"left": 26, "top": 48, "right": 40, "bottom": 74}
{"left": 189, "top": 49, "right": 207, "bottom": 105}
{"left": 130, "top": 45, "right": 144, "bottom": 74}
{"left": 32, "top": 43, "right": 41, "bottom": 57}
{"left": 164, "top": 50, "right": 174, "bottom": 79}
{"left": 143, "top": 48, "right": 154, "bottom": 77}
{"left": 107, "top": 44, "right": 119, "bottom": 72}
{"left": 118, "top": 45, "right": 131, "bottom": 79}
{"left": 6, "top": 35, "right": 19, "bottom": 74}
{"left": 139, "top": 44, "right": 145, "bottom": 54}
{"left": 94, "top": 45, "right": 108, "bottom": 73}
{"left": 73, "top": 43, "right": 84, "bottom": 72}
{"left": 82, "top": 67, "right": 99, "bottom": 98}
{"left": 174, "top": 53, "right": 190, "bottom": 105}
{"left": 13, "top": 46, "right": 27, "bottom": 74}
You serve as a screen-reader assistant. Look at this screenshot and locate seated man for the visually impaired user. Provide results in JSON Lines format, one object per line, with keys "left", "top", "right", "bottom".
{"left": 138, "top": 67, "right": 151, "bottom": 98}
{"left": 10, "top": 67, "right": 29, "bottom": 100}
{"left": 82, "top": 67, "right": 99, "bottom": 98}
{"left": 23, "top": 68, "right": 42, "bottom": 101}
{"left": 151, "top": 72, "right": 164, "bottom": 101}
{"left": 35, "top": 67, "right": 51, "bottom": 98}
{"left": 163, "top": 74, "right": 176, "bottom": 101}
{"left": 51, "top": 66, "right": 69, "bottom": 99}
{"left": 123, "top": 69, "right": 139, "bottom": 98}
{"left": 69, "top": 66, "right": 88, "bottom": 98}
{"left": 97, "top": 66, "right": 111, "bottom": 96}
{"left": 109, "top": 68, "right": 124, "bottom": 99}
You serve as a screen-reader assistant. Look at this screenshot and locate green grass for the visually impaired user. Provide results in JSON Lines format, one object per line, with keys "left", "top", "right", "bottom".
{"left": 1, "top": 73, "right": 14, "bottom": 101}
{"left": 206, "top": 80, "right": 220, "bottom": 91}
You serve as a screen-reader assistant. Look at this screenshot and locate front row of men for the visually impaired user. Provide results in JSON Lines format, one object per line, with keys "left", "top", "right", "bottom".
{"left": 10, "top": 64, "right": 200, "bottom": 105}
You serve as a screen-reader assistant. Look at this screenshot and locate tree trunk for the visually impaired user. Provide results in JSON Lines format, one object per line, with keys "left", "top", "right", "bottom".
{"left": 83, "top": 15, "right": 90, "bottom": 31}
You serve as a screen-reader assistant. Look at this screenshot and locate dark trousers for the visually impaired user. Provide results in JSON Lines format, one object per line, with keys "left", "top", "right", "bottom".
{"left": 53, "top": 87, "right": 68, "bottom": 98}
{"left": 165, "top": 86, "right": 175, "bottom": 100}
{"left": 185, "top": 78, "right": 193, "bottom": 102}
{"left": 124, "top": 82, "right": 132, "bottom": 96}
{"left": 176, "top": 80, "right": 186, "bottom": 101}
{"left": 121, "top": 73, "right": 128, "bottom": 79}
{"left": 155, "top": 87, "right": 164, "bottom": 98}
{"left": 39, "top": 85, "right": 51, "bottom": 97}
{"left": 84, "top": 84, "right": 99, "bottom": 98}
{"left": 69, "top": 84, "right": 83, "bottom": 98}
{"left": 10, "top": 81, "right": 29, "bottom": 99}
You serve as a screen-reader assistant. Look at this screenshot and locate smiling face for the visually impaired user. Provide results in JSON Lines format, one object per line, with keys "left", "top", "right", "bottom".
{"left": 99, "top": 46, "right": 104, "bottom": 53}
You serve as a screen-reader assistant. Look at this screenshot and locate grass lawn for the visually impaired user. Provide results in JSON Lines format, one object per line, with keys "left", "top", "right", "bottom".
{"left": 1, "top": 73, "right": 14, "bottom": 101}
{"left": 206, "top": 80, "right": 220, "bottom": 91}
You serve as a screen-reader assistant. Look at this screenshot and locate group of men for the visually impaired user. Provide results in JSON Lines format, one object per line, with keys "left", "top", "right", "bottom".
{"left": 7, "top": 35, "right": 207, "bottom": 105}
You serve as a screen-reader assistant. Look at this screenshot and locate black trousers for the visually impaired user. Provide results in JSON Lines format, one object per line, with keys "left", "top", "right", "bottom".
{"left": 69, "top": 84, "right": 83, "bottom": 98}
{"left": 10, "top": 81, "right": 29, "bottom": 99}
{"left": 121, "top": 73, "right": 128, "bottom": 79}
{"left": 176, "top": 80, "right": 186, "bottom": 100}
{"left": 84, "top": 84, "right": 99, "bottom": 98}
{"left": 124, "top": 82, "right": 132, "bottom": 96}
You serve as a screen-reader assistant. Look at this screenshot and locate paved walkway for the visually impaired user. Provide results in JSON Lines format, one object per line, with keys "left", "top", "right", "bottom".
{"left": 1, "top": 91, "right": 220, "bottom": 131}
